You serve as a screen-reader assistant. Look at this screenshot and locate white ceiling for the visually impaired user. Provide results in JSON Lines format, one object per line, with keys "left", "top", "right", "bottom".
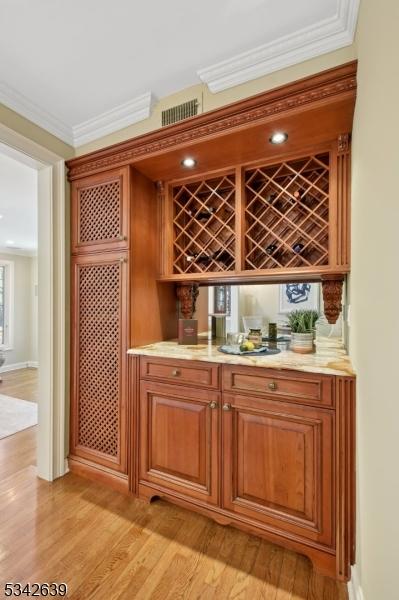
{"left": 0, "top": 150, "right": 37, "bottom": 254}
{"left": 0, "top": 0, "right": 359, "bottom": 146}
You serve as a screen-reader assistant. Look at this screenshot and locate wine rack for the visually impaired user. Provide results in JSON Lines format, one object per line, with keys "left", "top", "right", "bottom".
{"left": 244, "top": 153, "right": 330, "bottom": 270}
{"left": 172, "top": 173, "right": 236, "bottom": 274}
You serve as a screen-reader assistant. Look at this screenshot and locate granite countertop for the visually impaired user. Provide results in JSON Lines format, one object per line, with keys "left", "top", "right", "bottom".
{"left": 128, "top": 340, "right": 355, "bottom": 377}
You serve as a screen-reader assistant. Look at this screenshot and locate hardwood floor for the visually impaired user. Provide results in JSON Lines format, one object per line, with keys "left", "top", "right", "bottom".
{"left": 0, "top": 369, "right": 348, "bottom": 599}
{"left": 0, "top": 367, "right": 38, "bottom": 403}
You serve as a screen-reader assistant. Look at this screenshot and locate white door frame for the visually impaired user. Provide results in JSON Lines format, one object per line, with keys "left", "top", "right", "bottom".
{"left": 0, "top": 123, "right": 67, "bottom": 481}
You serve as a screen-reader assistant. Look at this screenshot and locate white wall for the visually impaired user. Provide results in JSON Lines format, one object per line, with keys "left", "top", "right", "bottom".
{"left": 0, "top": 251, "right": 37, "bottom": 368}
{"left": 350, "top": 1, "right": 399, "bottom": 599}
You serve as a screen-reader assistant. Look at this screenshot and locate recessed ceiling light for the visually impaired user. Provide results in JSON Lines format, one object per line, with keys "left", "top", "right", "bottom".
{"left": 0, "top": 215, "right": 3, "bottom": 219}
{"left": 181, "top": 157, "right": 197, "bottom": 168}
{"left": 6, "top": 240, "right": 14, "bottom": 245}
{"left": 269, "top": 132, "right": 288, "bottom": 144}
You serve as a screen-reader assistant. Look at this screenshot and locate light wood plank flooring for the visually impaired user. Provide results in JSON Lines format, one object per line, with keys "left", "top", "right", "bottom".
{"left": 0, "top": 369, "right": 348, "bottom": 599}
{"left": 0, "top": 367, "right": 38, "bottom": 403}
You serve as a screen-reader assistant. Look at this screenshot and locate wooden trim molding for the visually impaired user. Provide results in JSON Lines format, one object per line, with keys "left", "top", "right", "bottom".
{"left": 66, "top": 61, "right": 357, "bottom": 180}
{"left": 68, "top": 456, "right": 129, "bottom": 495}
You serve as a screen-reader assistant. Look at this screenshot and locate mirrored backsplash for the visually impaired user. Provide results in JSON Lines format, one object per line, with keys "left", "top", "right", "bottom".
{"left": 195, "top": 281, "right": 348, "bottom": 348}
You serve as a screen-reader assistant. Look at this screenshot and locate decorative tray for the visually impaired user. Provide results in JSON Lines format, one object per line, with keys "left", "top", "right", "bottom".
{"left": 218, "top": 345, "right": 281, "bottom": 357}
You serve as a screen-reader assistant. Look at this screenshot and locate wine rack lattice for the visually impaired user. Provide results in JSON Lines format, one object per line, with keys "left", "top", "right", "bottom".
{"left": 244, "top": 154, "right": 330, "bottom": 270}
{"left": 172, "top": 174, "right": 236, "bottom": 274}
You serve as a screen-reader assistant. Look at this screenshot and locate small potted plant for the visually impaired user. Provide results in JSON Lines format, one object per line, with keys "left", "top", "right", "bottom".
{"left": 287, "top": 309, "right": 319, "bottom": 354}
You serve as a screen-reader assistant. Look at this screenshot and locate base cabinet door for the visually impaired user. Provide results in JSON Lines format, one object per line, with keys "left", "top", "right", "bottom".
{"left": 139, "top": 381, "right": 219, "bottom": 505}
{"left": 222, "top": 393, "right": 334, "bottom": 547}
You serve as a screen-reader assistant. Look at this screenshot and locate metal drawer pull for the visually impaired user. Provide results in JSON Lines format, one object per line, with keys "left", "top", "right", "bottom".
{"left": 209, "top": 401, "right": 218, "bottom": 409}
{"left": 268, "top": 382, "right": 277, "bottom": 391}
{"left": 171, "top": 369, "right": 181, "bottom": 377}
{"left": 222, "top": 403, "right": 231, "bottom": 411}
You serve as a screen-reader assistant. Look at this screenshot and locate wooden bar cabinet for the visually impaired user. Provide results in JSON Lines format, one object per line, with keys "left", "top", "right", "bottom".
{"left": 66, "top": 61, "right": 357, "bottom": 580}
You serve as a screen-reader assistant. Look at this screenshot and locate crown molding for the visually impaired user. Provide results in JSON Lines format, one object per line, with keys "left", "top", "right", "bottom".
{"left": 0, "top": 83, "right": 74, "bottom": 146}
{"left": 0, "top": 84, "right": 154, "bottom": 148}
{"left": 198, "top": 0, "right": 360, "bottom": 93}
{"left": 72, "top": 92, "right": 154, "bottom": 147}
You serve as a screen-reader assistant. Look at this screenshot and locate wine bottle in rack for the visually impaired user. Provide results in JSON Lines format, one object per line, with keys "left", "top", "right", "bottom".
{"left": 186, "top": 253, "right": 212, "bottom": 265}
{"left": 292, "top": 242, "right": 304, "bottom": 254}
{"left": 265, "top": 244, "right": 278, "bottom": 255}
{"left": 294, "top": 189, "right": 308, "bottom": 202}
{"left": 196, "top": 207, "right": 216, "bottom": 222}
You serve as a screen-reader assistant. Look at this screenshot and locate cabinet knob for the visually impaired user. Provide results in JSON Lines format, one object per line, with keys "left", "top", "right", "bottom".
{"left": 222, "top": 403, "right": 231, "bottom": 411}
{"left": 209, "top": 401, "right": 218, "bottom": 409}
{"left": 118, "top": 234, "right": 127, "bottom": 241}
{"left": 268, "top": 381, "right": 277, "bottom": 391}
{"left": 119, "top": 257, "right": 127, "bottom": 264}
{"left": 171, "top": 369, "right": 180, "bottom": 377}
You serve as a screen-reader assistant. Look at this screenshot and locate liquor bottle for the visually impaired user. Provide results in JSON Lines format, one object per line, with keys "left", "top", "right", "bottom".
{"left": 266, "top": 193, "right": 277, "bottom": 203}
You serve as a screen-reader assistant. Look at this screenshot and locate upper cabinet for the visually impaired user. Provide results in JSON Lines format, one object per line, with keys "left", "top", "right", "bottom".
{"left": 71, "top": 167, "right": 130, "bottom": 254}
{"left": 67, "top": 61, "right": 356, "bottom": 284}
{"left": 159, "top": 141, "right": 350, "bottom": 283}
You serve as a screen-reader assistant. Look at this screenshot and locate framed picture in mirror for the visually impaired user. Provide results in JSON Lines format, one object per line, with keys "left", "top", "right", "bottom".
{"left": 279, "top": 282, "right": 319, "bottom": 313}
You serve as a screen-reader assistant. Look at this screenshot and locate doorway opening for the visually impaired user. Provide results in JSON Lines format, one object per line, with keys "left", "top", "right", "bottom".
{"left": 0, "top": 150, "right": 39, "bottom": 446}
{"left": 0, "top": 125, "right": 66, "bottom": 482}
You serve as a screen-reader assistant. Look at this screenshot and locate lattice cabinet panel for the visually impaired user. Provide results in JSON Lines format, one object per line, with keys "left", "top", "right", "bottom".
{"left": 172, "top": 173, "right": 236, "bottom": 274}
{"left": 71, "top": 253, "right": 128, "bottom": 472}
{"left": 244, "top": 154, "right": 330, "bottom": 271}
{"left": 71, "top": 168, "right": 129, "bottom": 254}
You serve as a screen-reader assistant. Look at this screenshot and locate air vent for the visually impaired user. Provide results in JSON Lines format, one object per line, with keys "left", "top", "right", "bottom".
{"left": 162, "top": 99, "right": 199, "bottom": 126}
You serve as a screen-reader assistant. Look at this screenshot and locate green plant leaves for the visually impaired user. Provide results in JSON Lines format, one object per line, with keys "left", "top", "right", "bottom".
{"left": 287, "top": 309, "right": 319, "bottom": 333}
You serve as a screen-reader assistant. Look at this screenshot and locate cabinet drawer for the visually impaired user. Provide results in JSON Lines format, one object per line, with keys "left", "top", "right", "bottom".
{"left": 140, "top": 357, "right": 219, "bottom": 389}
{"left": 223, "top": 365, "right": 333, "bottom": 407}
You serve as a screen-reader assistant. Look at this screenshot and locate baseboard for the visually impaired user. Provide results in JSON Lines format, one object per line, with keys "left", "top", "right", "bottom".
{"left": 0, "top": 361, "right": 29, "bottom": 373}
{"left": 0, "top": 360, "right": 39, "bottom": 373}
{"left": 68, "top": 456, "right": 129, "bottom": 495}
{"left": 348, "top": 565, "right": 364, "bottom": 600}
